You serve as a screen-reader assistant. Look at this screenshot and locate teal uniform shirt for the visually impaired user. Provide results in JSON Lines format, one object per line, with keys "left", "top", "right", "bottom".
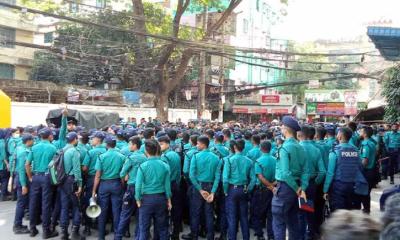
{"left": 189, "top": 149, "right": 222, "bottom": 193}
{"left": 209, "top": 139, "right": 215, "bottom": 149}
{"left": 83, "top": 145, "right": 107, "bottom": 176}
{"left": 300, "top": 140, "right": 326, "bottom": 187}
{"left": 116, "top": 140, "right": 128, "bottom": 151}
{"left": 211, "top": 143, "right": 230, "bottom": 159}
{"left": 224, "top": 140, "right": 231, "bottom": 149}
{"left": 275, "top": 137, "right": 307, "bottom": 193}
{"left": 76, "top": 142, "right": 88, "bottom": 165}
{"left": 15, "top": 145, "right": 30, "bottom": 187}
{"left": 139, "top": 143, "right": 146, "bottom": 154}
{"left": 255, "top": 153, "right": 276, "bottom": 184}
{"left": 27, "top": 140, "right": 57, "bottom": 173}
{"left": 384, "top": 131, "right": 400, "bottom": 150}
{"left": 315, "top": 140, "right": 330, "bottom": 168}
{"left": 120, "top": 146, "right": 131, "bottom": 157}
{"left": 63, "top": 144, "right": 82, "bottom": 187}
{"left": 120, "top": 151, "right": 147, "bottom": 185}
{"left": 135, "top": 156, "right": 172, "bottom": 201}
{"left": 95, "top": 148, "right": 126, "bottom": 180}
{"left": 243, "top": 140, "right": 253, "bottom": 155}
{"left": 325, "top": 137, "right": 337, "bottom": 151}
{"left": 349, "top": 132, "right": 360, "bottom": 149}
{"left": 8, "top": 136, "right": 22, "bottom": 171}
{"left": 323, "top": 143, "right": 358, "bottom": 193}
{"left": 360, "top": 139, "right": 377, "bottom": 170}
{"left": 183, "top": 143, "right": 191, "bottom": 151}
{"left": 223, "top": 152, "right": 255, "bottom": 194}
{"left": 0, "top": 139, "right": 6, "bottom": 171}
{"left": 183, "top": 145, "right": 197, "bottom": 178}
{"left": 161, "top": 149, "right": 181, "bottom": 184}
{"left": 247, "top": 146, "right": 262, "bottom": 162}
{"left": 52, "top": 115, "right": 67, "bottom": 150}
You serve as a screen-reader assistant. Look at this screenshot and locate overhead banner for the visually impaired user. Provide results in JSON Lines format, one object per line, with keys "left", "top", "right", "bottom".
{"left": 344, "top": 91, "right": 358, "bottom": 115}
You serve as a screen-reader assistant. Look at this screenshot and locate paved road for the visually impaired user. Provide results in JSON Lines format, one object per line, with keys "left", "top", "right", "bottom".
{"left": 0, "top": 176, "right": 396, "bottom": 240}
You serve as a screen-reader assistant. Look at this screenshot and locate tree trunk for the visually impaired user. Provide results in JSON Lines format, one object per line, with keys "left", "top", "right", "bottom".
{"left": 155, "top": 91, "right": 168, "bottom": 122}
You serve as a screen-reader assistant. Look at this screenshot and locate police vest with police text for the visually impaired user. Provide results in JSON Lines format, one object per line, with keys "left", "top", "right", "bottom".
{"left": 334, "top": 146, "right": 361, "bottom": 183}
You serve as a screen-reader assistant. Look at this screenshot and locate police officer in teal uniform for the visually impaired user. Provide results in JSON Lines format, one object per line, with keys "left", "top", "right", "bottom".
{"left": 323, "top": 127, "right": 365, "bottom": 212}
{"left": 92, "top": 135, "right": 126, "bottom": 240}
{"left": 76, "top": 131, "right": 90, "bottom": 164}
{"left": 247, "top": 134, "right": 262, "bottom": 161}
{"left": 243, "top": 131, "right": 253, "bottom": 155}
{"left": 223, "top": 139, "right": 255, "bottom": 240}
{"left": 82, "top": 131, "right": 106, "bottom": 235}
{"left": 298, "top": 125, "right": 326, "bottom": 240}
{"left": 348, "top": 122, "right": 360, "bottom": 149}
{"left": 384, "top": 123, "right": 400, "bottom": 184}
{"left": 159, "top": 136, "right": 182, "bottom": 240}
{"left": 325, "top": 125, "right": 337, "bottom": 151}
{"left": 212, "top": 132, "right": 229, "bottom": 240}
{"left": 60, "top": 132, "right": 84, "bottom": 240}
{"left": 272, "top": 116, "right": 307, "bottom": 240}
{"left": 0, "top": 129, "right": 9, "bottom": 201}
{"left": 135, "top": 139, "right": 172, "bottom": 240}
{"left": 25, "top": 128, "right": 58, "bottom": 238}
{"left": 115, "top": 136, "right": 147, "bottom": 240}
{"left": 139, "top": 128, "right": 155, "bottom": 154}
{"left": 254, "top": 141, "right": 276, "bottom": 240}
{"left": 189, "top": 135, "right": 222, "bottom": 240}
{"left": 116, "top": 130, "right": 128, "bottom": 150}
{"left": 13, "top": 134, "right": 33, "bottom": 234}
{"left": 359, "top": 126, "right": 377, "bottom": 214}
{"left": 223, "top": 129, "right": 231, "bottom": 149}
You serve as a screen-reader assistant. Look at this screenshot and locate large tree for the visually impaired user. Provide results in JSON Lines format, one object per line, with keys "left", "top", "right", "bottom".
{"left": 382, "top": 66, "right": 400, "bottom": 123}
{"left": 131, "top": 0, "right": 242, "bottom": 120}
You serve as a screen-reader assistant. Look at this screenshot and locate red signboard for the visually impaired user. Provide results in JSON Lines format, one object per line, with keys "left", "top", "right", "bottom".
{"left": 261, "top": 95, "right": 280, "bottom": 104}
{"left": 251, "top": 108, "right": 268, "bottom": 114}
{"left": 316, "top": 102, "right": 345, "bottom": 115}
{"left": 233, "top": 107, "right": 249, "bottom": 113}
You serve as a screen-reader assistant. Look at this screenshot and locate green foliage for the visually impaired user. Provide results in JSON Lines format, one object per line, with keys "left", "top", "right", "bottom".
{"left": 382, "top": 67, "right": 400, "bottom": 123}
{"left": 19, "top": 0, "right": 60, "bottom": 12}
{"left": 188, "top": 0, "right": 227, "bottom": 13}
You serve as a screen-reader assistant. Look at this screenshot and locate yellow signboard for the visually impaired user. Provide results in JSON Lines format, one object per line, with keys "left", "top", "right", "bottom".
{"left": 0, "top": 90, "right": 11, "bottom": 128}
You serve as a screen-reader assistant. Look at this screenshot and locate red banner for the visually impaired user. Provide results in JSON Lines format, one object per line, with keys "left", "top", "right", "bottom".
{"left": 233, "top": 107, "right": 249, "bottom": 113}
{"left": 251, "top": 108, "right": 268, "bottom": 114}
{"left": 316, "top": 102, "right": 344, "bottom": 115}
{"left": 270, "top": 109, "right": 289, "bottom": 114}
{"left": 261, "top": 95, "right": 280, "bottom": 104}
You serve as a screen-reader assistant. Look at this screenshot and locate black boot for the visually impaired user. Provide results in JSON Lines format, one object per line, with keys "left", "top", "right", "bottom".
{"left": 60, "top": 227, "right": 69, "bottom": 240}
{"left": 71, "top": 225, "right": 85, "bottom": 240}
{"left": 181, "top": 232, "right": 194, "bottom": 240}
{"left": 42, "top": 228, "right": 59, "bottom": 239}
{"left": 30, "top": 227, "right": 39, "bottom": 237}
{"left": 83, "top": 226, "right": 91, "bottom": 236}
{"left": 13, "top": 225, "right": 30, "bottom": 234}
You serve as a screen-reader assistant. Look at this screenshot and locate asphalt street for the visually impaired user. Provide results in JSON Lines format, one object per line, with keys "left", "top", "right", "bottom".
{"left": 0, "top": 175, "right": 396, "bottom": 240}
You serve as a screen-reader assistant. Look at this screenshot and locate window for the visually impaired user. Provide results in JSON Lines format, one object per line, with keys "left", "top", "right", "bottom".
{"left": 96, "top": 0, "right": 106, "bottom": 8}
{"left": 243, "top": 19, "right": 249, "bottom": 33}
{"left": 44, "top": 32, "right": 53, "bottom": 43}
{"left": 0, "top": 26, "right": 16, "bottom": 48}
{"left": 0, "top": 63, "right": 15, "bottom": 79}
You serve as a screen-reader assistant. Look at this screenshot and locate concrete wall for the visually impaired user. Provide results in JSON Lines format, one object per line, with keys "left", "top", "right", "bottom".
{"left": 11, "top": 102, "right": 203, "bottom": 127}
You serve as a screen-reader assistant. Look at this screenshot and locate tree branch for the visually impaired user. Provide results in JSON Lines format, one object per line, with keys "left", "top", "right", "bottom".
{"left": 165, "top": 49, "right": 193, "bottom": 92}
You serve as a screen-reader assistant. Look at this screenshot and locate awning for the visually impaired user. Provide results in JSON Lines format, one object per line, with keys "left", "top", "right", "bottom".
{"left": 353, "top": 105, "right": 385, "bottom": 123}
{"left": 368, "top": 26, "right": 400, "bottom": 61}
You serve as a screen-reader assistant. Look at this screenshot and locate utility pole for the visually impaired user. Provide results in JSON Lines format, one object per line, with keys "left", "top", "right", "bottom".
{"left": 218, "top": 21, "right": 225, "bottom": 122}
{"left": 197, "top": 5, "right": 208, "bottom": 120}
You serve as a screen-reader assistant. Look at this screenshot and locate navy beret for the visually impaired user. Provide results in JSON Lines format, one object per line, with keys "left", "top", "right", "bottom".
{"left": 66, "top": 132, "right": 78, "bottom": 143}
{"left": 39, "top": 127, "right": 53, "bottom": 138}
{"left": 91, "top": 131, "right": 106, "bottom": 140}
{"left": 156, "top": 131, "right": 167, "bottom": 138}
{"left": 282, "top": 116, "right": 301, "bottom": 132}
{"left": 22, "top": 134, "right": 33, "bottom": 143}
{"left": 104, "top": 135, "right": 116, "bottom": 145}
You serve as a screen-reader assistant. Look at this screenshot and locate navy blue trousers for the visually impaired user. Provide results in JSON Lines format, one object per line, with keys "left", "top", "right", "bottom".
{"left": 171, "top": 181, "right": 183, "bottom": 234}
{"left": 14, "top": 175, "right": 29, "bottom": 227}
{"left": 0, "top": 169, "right": 9, "bottom": 199}
{"left": 272, "top": 182, "right": 300, "bottom": 240}
{"left": 190, "top": 182, "right": 214, "bottom": 240}
{"left": 97, "top": 179, "right": 122, "bottom": 239}
{"left": 138, "top": 193, "right": 169, "bottom": 240}
{"left": 83, "top": 175, "right": 95, "bottom": 227}
{"left": 29, "top": 174, "right": 52, "bottom": 230}
{"left": 225, "top": 185, "right": 250, "bottom": 240}
{"left": 329, "top": 180, "right": 356, "bottom": 212}
{"left": 115, "top": 184, "right": 139, "bottom": 240}
{"left": 253, "top": 186, "right": 274, "bottom": 239}
{"left": 60, "top": 176, "right": 81, "bottom": 229}
{"left": 299, "top": 181, "right": 316, "bottom": 240}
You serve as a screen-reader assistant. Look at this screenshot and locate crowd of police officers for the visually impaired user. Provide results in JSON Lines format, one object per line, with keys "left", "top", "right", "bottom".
{"left": 0, "top": 108, "right": 400, "bottom": 240}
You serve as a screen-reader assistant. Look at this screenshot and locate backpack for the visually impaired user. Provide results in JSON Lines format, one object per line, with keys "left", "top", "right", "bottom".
{"left": 49, "top": 149, "right": 69, "bottom": 185}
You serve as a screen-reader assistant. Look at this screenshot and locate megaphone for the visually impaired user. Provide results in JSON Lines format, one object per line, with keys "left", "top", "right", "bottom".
{"left": 86, "top": 197, "right": 101, "bottom": 219}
